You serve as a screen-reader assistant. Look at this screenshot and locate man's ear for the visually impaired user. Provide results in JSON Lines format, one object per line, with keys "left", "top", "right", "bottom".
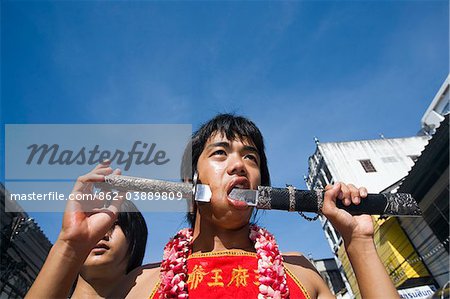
{"left": 185, "top": 171, "right": 198, "bottom": 216}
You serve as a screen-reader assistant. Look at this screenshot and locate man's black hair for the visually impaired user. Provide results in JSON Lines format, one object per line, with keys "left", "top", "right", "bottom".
{"left": 117, "top": 200, "right": 148, "bottom": 273}
{"left": 181, "top": 113, "right": 270, "bottom": 227}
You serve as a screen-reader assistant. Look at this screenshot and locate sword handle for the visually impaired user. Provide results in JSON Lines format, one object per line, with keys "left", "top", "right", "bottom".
{"left": 335, "top": 194, "right": 388, "bottom": 215}
{"left": 257, "top": 186, "right": 421, "bottom": 216}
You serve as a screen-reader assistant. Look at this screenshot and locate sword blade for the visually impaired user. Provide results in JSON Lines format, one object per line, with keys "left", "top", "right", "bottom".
{"left": 97, "top": 175, "right": 212, "bottom": 202}
{"left": 228, "top": 189, "right": 257, "bottom": 206}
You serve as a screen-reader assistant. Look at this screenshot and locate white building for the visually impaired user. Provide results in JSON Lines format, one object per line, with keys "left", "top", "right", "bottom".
{"left": 305, "top": 136, "right": 431, "bottom": 298}
{"left": 306, "top": 136, "right": 429, "bottom": 193}
{"left": 311, "top": 258, "right": 346, "bottom": 297}
{"left": 305, "top": 75, "right": 449, "bottom": 298}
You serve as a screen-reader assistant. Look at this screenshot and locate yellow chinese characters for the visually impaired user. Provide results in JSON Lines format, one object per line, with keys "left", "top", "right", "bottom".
{"left": 187, "top": 265, "right": 257, "bottom": 289}
{"left": 227, "top": 266, "right": 250, "bottom": 287}
{"left": 207, "top": 269, "right": 224, "bottom": 287}
{"left": 187, "top": 265, "right": 209, "bottom": 289}
{"left": 253, "top": 269, "right": 260, "bottom": 286}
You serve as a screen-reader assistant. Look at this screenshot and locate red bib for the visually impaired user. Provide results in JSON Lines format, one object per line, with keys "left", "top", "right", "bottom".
{"left": 150, "top": 250, "right": 310, "bottom": 299}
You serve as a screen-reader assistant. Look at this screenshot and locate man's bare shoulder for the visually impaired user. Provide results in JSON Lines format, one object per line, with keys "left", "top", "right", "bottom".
{"left": 114, "top": 262, "right": 161, "bottom": 298}
{"left": 282, "top": 252, "right": 320, "bottom": 274}
{"left": 282, "top": 252, "right": 334, "bottom": 299}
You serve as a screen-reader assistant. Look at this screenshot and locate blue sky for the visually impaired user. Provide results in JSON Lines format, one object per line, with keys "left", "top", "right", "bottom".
{"left": 1, "top": 1, "right": 448, "bottom": 263}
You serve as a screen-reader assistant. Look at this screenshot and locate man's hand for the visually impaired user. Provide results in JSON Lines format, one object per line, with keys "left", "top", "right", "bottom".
{"left": 321, "top": 182, "right": 373, "bottom": 245}
{"left": 320, "top": 183, "right": 400, "bottom": 298}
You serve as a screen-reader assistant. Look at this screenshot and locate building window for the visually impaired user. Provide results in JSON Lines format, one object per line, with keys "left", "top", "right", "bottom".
{"left": 359, "top": 159, "right": 377, "bottom": 173}
{"left": 327, "top": 269, "right": 346, "bottom": 294}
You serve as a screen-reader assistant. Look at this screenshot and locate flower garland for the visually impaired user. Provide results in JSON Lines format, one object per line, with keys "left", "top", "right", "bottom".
{"left": 159, "top": 228, "right": 193, "bottom": 298}
{"left": 250, "top": 225, "right": 289, "bottom": 299}
{"left": 158, "top": 225, "right": 290, "bottom": 299}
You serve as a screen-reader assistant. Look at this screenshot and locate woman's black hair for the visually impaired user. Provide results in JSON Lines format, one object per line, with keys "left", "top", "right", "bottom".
{"left": 181, "top": 113, "right": 270, "bottom": 227}
{"left": 116, "top": 200, "right": 148, "bottom": 273}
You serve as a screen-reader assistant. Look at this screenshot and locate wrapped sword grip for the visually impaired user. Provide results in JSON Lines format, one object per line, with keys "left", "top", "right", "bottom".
{"left": 257, "top": 187, "right": 421, "bottom": 216}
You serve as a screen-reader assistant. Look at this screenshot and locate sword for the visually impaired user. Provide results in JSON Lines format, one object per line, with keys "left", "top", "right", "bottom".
{"left": 97, "top": 175, "right": 422, "bottom": 217}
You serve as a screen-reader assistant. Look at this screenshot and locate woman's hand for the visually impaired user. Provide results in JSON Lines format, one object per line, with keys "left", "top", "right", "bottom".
{"left": 59, "top": 160, "right": 124, "bottom": 254}
{"left": 26, "top": 161, "right": 125, "bottom": 299}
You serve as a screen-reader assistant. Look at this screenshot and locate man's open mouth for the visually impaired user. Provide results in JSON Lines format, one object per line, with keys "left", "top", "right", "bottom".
{"left": 227, "top": 178, "right": 251, "bottom": 209}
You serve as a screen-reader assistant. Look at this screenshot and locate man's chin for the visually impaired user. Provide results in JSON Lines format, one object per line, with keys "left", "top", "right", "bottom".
{"left": 217, "top": 211, "right": 253, "bottom": 229}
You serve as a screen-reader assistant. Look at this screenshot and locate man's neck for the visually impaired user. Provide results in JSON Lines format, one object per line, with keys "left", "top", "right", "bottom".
{"left": 192, "top": 219, "right": 255, "bottom": 253}
{"left": 71, "top": 271, "right": 125, "bottom": 299}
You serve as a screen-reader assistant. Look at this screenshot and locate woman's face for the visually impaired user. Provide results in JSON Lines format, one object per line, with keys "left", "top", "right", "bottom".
{"left": 196, "top": 132, "right": 261, "bottom": 229}
{"left": 82, "top": 223, "right": 130, "bottom": 275}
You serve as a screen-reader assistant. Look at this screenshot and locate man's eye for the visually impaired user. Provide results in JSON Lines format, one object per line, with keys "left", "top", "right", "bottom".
{"left": 212, "top": 150, "right": 226, "bottom": 156}
{"left": 245, "top": 154, "right": 258, "bottom": 163}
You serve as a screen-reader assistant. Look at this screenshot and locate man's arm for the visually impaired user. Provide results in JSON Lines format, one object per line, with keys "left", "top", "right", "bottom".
{"left": 345, "top": 237, "right": 398, "bottom": 298}
{"left": 321, "top": 183, "right": 399, "bottom": 299}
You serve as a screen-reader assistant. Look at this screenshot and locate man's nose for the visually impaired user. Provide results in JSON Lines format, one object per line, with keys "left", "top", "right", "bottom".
{"left": 227, "top": 154, "right": 247, "bottom": 176}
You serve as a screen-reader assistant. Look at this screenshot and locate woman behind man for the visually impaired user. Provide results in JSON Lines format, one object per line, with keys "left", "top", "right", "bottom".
{"left": 28, "top": 166, "right": 148, "bottom": 299}
{"left": 71, "top": 199, "right": 147, "bottom": 298}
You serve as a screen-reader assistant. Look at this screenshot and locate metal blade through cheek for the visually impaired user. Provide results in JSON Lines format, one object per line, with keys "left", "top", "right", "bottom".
{"left": 194, "top": 184, "right": 213, "bottom": 202}
{"left": 228, "top": 189, "right": 258, "bottom": 206}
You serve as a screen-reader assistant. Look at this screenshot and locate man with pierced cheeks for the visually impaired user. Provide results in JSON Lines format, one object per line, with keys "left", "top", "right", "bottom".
{"left": 27, "top": 114, "right": 399, "bottom": 299}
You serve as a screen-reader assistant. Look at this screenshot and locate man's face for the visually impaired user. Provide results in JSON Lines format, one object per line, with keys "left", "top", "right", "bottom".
{"left": 196, "top": 132, "right": 261, "bottom": 229}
